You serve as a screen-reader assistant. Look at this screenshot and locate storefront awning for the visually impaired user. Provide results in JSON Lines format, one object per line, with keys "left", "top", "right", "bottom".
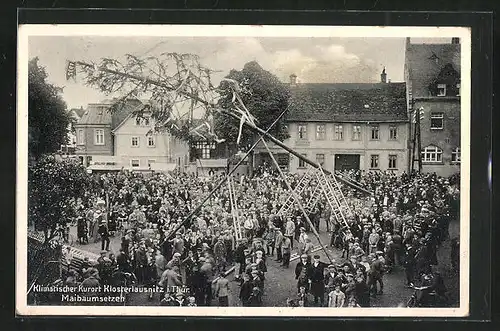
{"left": 196, "top": 158, "right": 228, "bottom": 168}
{"left": 87, "top": 164, "right": 123, "bottom": 171}
{"left": 149, "top": 163, "right": 177, "bottom": 172}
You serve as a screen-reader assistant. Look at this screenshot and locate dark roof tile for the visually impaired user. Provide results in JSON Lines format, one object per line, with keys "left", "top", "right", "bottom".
{"left": 406, "top": 43, "right": 461, "bottom": 98}
{"left": 286, "top": 83, "right": 407, "bottom": 122}
{"left": 76, "top": 98, "right": 144, "bottom": 129}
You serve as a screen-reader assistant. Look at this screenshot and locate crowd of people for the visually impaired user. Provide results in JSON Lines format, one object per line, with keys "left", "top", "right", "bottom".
{"left": 59, "top": 166, "right": 460, "bottom": 307}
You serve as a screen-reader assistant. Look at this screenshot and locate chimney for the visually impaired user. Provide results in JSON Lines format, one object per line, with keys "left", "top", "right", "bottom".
{"left": 289, "top": 73, "right": 297, "bottom": 86}
{"left": 451, "top": 37, "right": 460, "bottom": 44}
{"left": 380, "top": 67, "right": 387, "bottom": 83}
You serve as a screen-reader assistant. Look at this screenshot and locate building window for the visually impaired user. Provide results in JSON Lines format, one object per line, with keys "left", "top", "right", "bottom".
{"left": 316, "top": 153, "right": 325, "bottom": 166}
{"left": 131, "top": 159, "right": 140, "bottom": 167}
{"left": 451, "top": 147, "right": 461, "bottom": 163}
{"left": 147, "top": 136, "right": 155, "bottom": 147}
{"left": 370, "top": 125, "right": 380, "bottom": 140}
{"left": 456, "top": 83, "right": 461, "bottom": 96}
{"left": 389, "top": 125, "right": 398, "bottom": 140}
{"left": 422, "top": 145, "right": 443, "bottom": 163}
{"left": 144, "top": 117, "right": 150, "bottom": 126}
{"left": 298, "top": 124, "right": 308, "bottom": 140}
{"left": 298, "top": 154, "right": 307, "bottom": 168}
{"left": 370, "top": 155, "right": 379, "bottom": 169}
{"left": 352, "top": 125, "right": 361, "bottom": 141}
{"left": 94, "top": 129, "right": 104, "bottom": 145}
{"left": 195, "top": 141, "right": 215, "bottom": 159}
{"left": 147, "top": 159, "right": 156, "bottom": 167}
{"left": 437, "top": 84, "right": 446, "bottom": 96}
{"left": 388, "top": 155, "right": 397, "bottom": 169}
{"left": 135, "top": 117, "right": 141, "bottom": 126}
{"left": 77, "top": 129, "right": 85, "bottom": 145}
{"left": 430, "top": 112, "right": 444, "bottom": 130}
{"left": 334, "top": 124, "right": 343, "bottom": 140}
{"left": 315, "top": 124, "right": 325, "bottom": 140}
{"left": 131, "top": 136, "right": 140, "bottom": 147}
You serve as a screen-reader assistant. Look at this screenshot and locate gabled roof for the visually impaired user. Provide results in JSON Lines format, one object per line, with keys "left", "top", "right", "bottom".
{"left": 77, "top": 103, "right": 113, "bottom": 126}
{"left": 405, "top": 43, "right": 461, "bottom": 98}
{"left": 76, "top": 98, "right": 144, "bottom": 129}
{"left": 68, "top": 107, "right": 85, "bottom": 120}
{"left": 286, "top": 83, "right": 408, "bottom": 122}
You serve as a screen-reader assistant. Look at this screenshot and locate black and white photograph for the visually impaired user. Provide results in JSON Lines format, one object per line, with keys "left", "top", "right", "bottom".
{"left": 16, "top": 25, "right": 471, "bottom": 317}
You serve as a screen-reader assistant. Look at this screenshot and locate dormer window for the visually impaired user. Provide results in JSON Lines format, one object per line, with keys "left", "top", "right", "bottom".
{"left": 429, "top": 52, "right": 440, "bottom": 64}
{"left": 437, "top": 84, "right": 446, "bottom": 97}
{"left": 135, "top": 117, "right": 141, "bottom": 126}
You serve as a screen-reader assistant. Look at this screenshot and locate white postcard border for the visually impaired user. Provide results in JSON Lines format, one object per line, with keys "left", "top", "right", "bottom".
{"left": 16, "top": 24, "right": 472, "bottom": 317}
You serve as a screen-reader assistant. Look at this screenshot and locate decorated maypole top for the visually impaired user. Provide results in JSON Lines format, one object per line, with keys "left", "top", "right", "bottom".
{"left": 65, "top": 53, "right": 255, "bottom": 145}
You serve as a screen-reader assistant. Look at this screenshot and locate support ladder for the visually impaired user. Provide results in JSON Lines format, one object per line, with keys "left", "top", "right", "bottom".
{"left": 327, "top": 172, "right": 353, "bottom": 217}
{"left": 227, "top": 176, "right": 243, "bottom": 241}
{"left": 315, "top": 168, "right": 353, "bottom": 237}
{"left": 304, "top": 184, "right": 321, "bottom": 214}
{"left": 277, "top": 166, "right": 315, "bottom": 217}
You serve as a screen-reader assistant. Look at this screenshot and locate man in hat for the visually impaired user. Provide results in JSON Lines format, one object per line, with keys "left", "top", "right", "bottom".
{"left": 309, "top": 254, "right": 328, "bottom": 306}
{"left": 298, "top": 227, "right": 308, "bottom": 255}
{"left": 281, "top": 235, "right": 292, "bottom": 268}
{"left": 213, "top": 236, "right": 227, "bottom": 274}
{"left": 239, "top": 273, "right": 253, "bottom": 306}
{"left": 403, "top": 242, "right": 417, "bottom": 288}
{"left": 199, "top": 256, "right": 214, "bottom": 306}
{"left": 97, "top": 250, "right": 113, "bottom": 285}
{"left": 160, "top": 291, "right": 176, "bottom": 306}
{"left": 274, "top": 229, "right": 284, "bottom": 263}
{"left": 98, "top": 218, "right": 110, "bottom": 251}
{"left": 81, "top": 267, "right": 101, "bottom": 291}
{"left": 324, "top": 264, "right": 337, "bottom": 294}
{"left": 284, "top": 217, "right": 295, "bottom": 249}
{"left": 166, "top": 252, "right": 182, "bottom": 271}
{"left": 234, "top": 239, "right": 247, "bottom": 281}
{"left": 328, "top": 284, "right": 345, "bottom": 308}
{"left": 368, "top": 252, "right": 385, "bottom": 296}
{"left": 248, "top": 286, "right": 262, "bottom": 307}
{"left": 214, "top": 270, "right": 230, "bottom": 306}
{"left": 172, "top": 232, "right": 185, "bottom": 256}
{"left": 295, "top": 254, "right": 312, "bottom": 293}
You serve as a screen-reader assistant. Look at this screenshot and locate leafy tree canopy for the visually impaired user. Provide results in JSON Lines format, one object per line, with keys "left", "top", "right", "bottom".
{"left": 29, "top": 57, "right": 71, "bottom": 159}
{"left": 28, "top": 155, "right": 99, "bottom": 243}
{"left": 214, "top": 61, "right": 291, "bottom": 151}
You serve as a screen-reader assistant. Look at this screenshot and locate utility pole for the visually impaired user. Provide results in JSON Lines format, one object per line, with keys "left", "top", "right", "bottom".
{"left": 410, "top": 103, "right": 424, "bottom": 173}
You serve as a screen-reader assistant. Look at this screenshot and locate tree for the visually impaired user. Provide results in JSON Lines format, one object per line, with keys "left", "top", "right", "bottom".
{"left": 28, "top": 155, "right": 99, "bottom": 244}
{"left": 214, "top": 61, "right": 291, "bottom": 151}
{"left": 29, "top": 57, "right": 71, "bottom": 159}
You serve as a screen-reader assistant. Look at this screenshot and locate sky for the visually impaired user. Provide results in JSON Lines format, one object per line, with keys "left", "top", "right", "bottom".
{"left": 28, "top": 36, "right": 453, "bottom": 110}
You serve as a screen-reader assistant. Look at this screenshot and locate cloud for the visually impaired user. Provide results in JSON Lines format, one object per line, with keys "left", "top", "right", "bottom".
{"left": 207, "top": 37, "right": 380, "bottom": 84}
{"left": 28, "top": 36, "right": 383, "bottom": 108}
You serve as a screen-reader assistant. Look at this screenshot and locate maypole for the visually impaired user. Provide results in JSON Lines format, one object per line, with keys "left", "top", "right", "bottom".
{"left": 65, "top": 57, "right": 372, "bottom": 243}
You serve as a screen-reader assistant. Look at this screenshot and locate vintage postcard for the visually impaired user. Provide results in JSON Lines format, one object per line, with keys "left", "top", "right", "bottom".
{"left": 16, "top": 24, "right": 471, "bottom": 317}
